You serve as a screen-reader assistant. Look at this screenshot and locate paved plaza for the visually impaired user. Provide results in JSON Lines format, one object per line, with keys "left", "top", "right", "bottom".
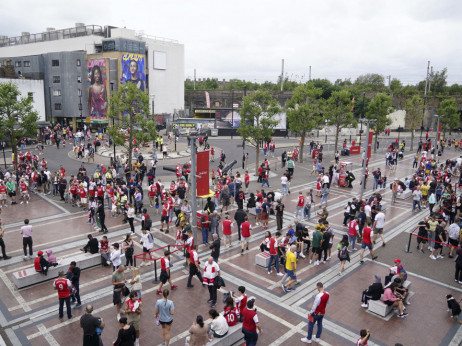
{"left": 0, "top": 134, "right": 461, "bottom": 346}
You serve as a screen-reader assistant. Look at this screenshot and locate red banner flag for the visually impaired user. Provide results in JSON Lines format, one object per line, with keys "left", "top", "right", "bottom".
{"left": 196, "top": 151, "right": 210, "bottom": 196}
{"left": 205, "top": 91, "right": 211, "bottom": 109}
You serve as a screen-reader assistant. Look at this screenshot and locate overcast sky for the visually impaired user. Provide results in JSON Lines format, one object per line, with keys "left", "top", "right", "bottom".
{"left": 2, "top": 0, "right": 461, "bottom": 85}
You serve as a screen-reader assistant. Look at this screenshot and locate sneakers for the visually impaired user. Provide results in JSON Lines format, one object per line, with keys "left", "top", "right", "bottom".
{"left": 156, "top": 290, "right": 163, "bottom": 295}
{"left": 372, "top": 256, "right": 378, "bottom": 260}
{"left": 437, "top": 255, "right": 444, "bottom": 259}
{"left": 277, "top": 272, "right": 284, "bottom": 276}
{"left": 300, "top": 337, "right": 312, "bottom": 344}
{"left": 314, "top": 261, "right": 320, "bottom": 266}
{"left": 117, "top": 314, "right": 121, "bottom": 322}
{"left": 74, "top": 303, "right": 82, "bottom": 308}
{"left": 326, "top": 256, "right": 331, "bottom": 261}
{"left": 268, "top": 271, "right": 272, "bottom": 275}
{"left": 139, "top": 262, "right": 145, "bottom": 267}
{"left": 241, "top": 249, "right": 244, "bottom": 255}
{"left": 398, "top": 312, "right": 408, "bottom": 318}
{"left": 361, "top": 303, "right": 368, "bottom": 308}
{"left": 429, "top": 255, "right": 436, "bottom": 260}
{"left": 106, "top": 261, "right": 111, "bottom": 265}
{"left": 282, "top": 285, "right": 288, "bottom": 293}
{"left": 171, "top": 285, "right": 178, "bottom": 290}
{"left": 360, "top": 260, "right": 364, "bottom": 264}
{"left": 299, "top": 253, "right": 306, "bottom": 258}
{"left": 309, "top": 260, "right": 312, "bottom": 264}
{"left": 207, "top": 299, "right": 213, "bottom": 303}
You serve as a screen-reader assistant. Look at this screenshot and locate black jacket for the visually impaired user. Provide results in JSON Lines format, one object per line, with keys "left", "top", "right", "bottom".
{"left": 84, "top": 238, "right": 99, "bottom": 254}
{"left": 234, "top": 209, "right": 247, "bottom": 224}
{"left": 210, "top": 239, "right": 221, "bottom": 259}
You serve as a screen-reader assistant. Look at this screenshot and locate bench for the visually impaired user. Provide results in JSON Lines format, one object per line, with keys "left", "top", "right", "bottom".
{"left": 368, "top": 298, "right": 393, "bottom": 317}
{"left": 255, "top": 252, "right": 270, "bottom": 268}
{"left": 207, "top": 323, "right": 244, "bottom": 346}
{"left": 397, "top": 190, "right": 412, "bottom": 200}
{"left": 13, "top": 253, "right": 125, "bottom": 289}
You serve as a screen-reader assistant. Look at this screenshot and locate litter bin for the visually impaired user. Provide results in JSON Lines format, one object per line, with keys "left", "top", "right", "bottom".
{"left": 339, "top": 174, "right": 346, "bottom": 187}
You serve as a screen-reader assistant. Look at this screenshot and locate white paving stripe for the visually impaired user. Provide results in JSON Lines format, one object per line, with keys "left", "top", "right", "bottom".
{"left": 0, "top": 269, "right": 31, "bottom": 312}
{"left": 37, "top": 323, "right": 60, "bottom": 345}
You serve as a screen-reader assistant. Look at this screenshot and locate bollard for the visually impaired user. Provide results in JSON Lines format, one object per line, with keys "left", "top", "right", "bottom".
{"left": 405, "top": 232, "right": 413, "bottom": 253}
{"left": 151, "top": 258, "right": 158, "bottom": 284}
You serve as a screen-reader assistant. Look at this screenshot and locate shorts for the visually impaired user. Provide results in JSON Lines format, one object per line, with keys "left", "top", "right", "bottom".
{"left": 361, "top": 242, "right": 373, "bottom": 250}
{"left": 285, "top": 269, "right": 296, "bottom": 280}
{"left": 161, "top": 215, "right": 169, "bottom": 223}
{"left": 0, "top": 194, "right": 6, "bottom": 200}
{"left": 242, "top": 236, "right": 250, "bottom": 242}
{"left": 245, "top": 183, "right": 249, "bottom": 188}
{"left": 224, "top": 235, "right": 231, "bottom": 242}
{"left": 374, "top": 227, "right": 383, "bottom": 235}
{"left": 160, "top": 270, "right": 170, "bottom": 284}
{"left": 434, "top": 241, "right": 443, "bottom": 250}
{"left": 417, "top": 235, "right": 427, "bottom": 244}
{"left": 112, "top": 204, "right": 117, "bottom": 212}
{"left": 142, "top": 247, "right": 151, "bottom": 253}
{"left": 312, "top": 247, "right": 321, "bottom": 255}
{"left": 255, "top": 209, "right": 261, "bottom": 215}
{"left": 21, "top": 191, "right": 28, "bottom": 196}
{"left": 422, "top": 195, "right": 428, "bottom": 201}
{"left": 113, "top": 290, "right": 121, "bottom": 305}
{"left": 223, "top": 199, "right": 230, "bottom": 207}
{"left": 384, "top": 300, "right": 395, "bottom": 307}
{"left": 8, "top": 191, "right": 15, "bottom": 197}
{"left": 128, "top": 318, "right": 140, "bottom": 331}
{"left": 261, "top": 212, "right": 268, "bottom": 221}
{"left": 160, "top": 320, "right": 173, "bottom": 325}
{"left": 81, "top": 198, "right": 87, "bottom": 204}
{"left": 449, "top": 238, "right": 459, "bottom": 247}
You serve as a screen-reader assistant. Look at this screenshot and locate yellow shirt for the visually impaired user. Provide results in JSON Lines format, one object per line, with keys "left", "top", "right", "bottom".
{"left": 285, "top": 251, "right": 296, "bottom": 271}
{"left": 420, "top": 185, "right": 429, "bottom": 196}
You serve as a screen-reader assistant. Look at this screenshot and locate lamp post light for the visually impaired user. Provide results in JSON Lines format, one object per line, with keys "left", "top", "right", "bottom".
{"left": 78, "top": 93, "right": 82, "bottom": 131}
{"left": 325, "top": 119, "right": 328, "bottom": 143}
{"left": 359, "top": 118, "right": 376, "bottom": 200}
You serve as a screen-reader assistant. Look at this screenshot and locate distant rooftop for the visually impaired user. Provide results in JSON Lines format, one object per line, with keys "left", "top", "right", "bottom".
{"left": 0, "top": 23, "right": 106, "bottom": 48}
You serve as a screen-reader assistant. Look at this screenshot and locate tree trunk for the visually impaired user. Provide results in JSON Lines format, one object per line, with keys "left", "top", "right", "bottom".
{"left": 410, "top": 130, "right": 414, "bottom": 151}
{"left": 299, "top": 131, "right": 306, "bottom": 163}
{"left": 373, "top": 132, "right": 378, "bottom": 153}
{"left": 334, "top": 125, "right": 340, "bottom": 153}
{"left": 255, "top": 142, "right": 260, "bottom": 176}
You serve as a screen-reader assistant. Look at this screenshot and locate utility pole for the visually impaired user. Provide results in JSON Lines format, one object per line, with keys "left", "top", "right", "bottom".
{"left": 280, "top": 59, "right": 284, "bottom": 92}
{"left": 387, "top": 75, "right": 391, "bottom": 88}
{"left": 309, "top": 66, "right": 311, "bottom": 81}
{"left": 190, "top": 134, "right": 198, "bottom": 241}
{"left": 428, "top": 66, "right": 433, "bottom": 93}
{"left": 231, "top": 90, "right": 234, "bottom": 139}
{"left": 434, "top": 114, "right": 443, "bottom": 150}
{"left": 359, "top": 118, "right": 376, "bottom": 200}
{"left": 194, "top": 69, "right": 196, "bottom": 90}
{"left": 421, "top": 61, "right": 430, "bottom": 140}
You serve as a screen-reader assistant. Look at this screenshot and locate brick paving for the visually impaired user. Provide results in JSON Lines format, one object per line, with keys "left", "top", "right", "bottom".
{"left": 0, "top": 141, "right": 461, "bottom": 345}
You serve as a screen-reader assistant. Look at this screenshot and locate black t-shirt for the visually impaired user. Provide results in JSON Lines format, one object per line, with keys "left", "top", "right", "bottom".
{"left": 321, "top": 231, "right": 330, "bottom": 249}
{"left": 276, "top": 203, "right": 284, "bottom": 216}
{"left": 417, "top": 221, "right": 428, "bottom": 237}
{"left": 70, "top": 266, "right": 81, "bottom": 284}
{"left": 80, "top": 314, "right": 100, "bottom": 336}
{"left": 435, "top": 225, "right": 446, "bottom": 242}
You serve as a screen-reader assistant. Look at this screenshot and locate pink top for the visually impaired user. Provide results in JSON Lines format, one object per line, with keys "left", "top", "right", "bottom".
{"left": 383, "top": 287, "right": 396, "bottom": 302}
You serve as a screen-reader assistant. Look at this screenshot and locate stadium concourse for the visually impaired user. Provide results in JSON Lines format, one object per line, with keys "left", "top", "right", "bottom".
{"left": 0, "top": 132, "right": 461, "bottom": 346}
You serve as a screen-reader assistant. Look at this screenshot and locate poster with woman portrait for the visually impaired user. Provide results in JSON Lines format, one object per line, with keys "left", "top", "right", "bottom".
{"left": 121, "top": 53, "right": 146, "bottom": 91}
{"left": 87, "top": 59, "right": 108, "bottom": 123}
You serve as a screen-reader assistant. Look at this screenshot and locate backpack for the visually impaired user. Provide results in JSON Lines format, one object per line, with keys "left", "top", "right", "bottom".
{"left": 144, "top": 215, "right": 152, "bottom": 230}
{"left": 339, "top": 246, "right": 348, "bottom": 260}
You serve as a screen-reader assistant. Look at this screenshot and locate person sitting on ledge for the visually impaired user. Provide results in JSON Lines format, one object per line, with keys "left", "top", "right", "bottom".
{"left": 34, "top": 251, "right": 50, "bottom": 276}
{"left": 361, "top": 274, "right": 383, "bottom": 308}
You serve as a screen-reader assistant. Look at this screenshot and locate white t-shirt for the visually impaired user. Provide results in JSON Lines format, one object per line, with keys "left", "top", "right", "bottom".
{"left": 365, "top": 205, "right": 371, "bottom": 218}
{"left": 211, "top": 315, "right": 229, "bottom": 336}
{"left": 413, "top": 190, "right": 422, "bottom": 201}
{"left": 375, "top": 212, "right": 385, "bottom": 228}
{"left": 281, "top": 176, "right": 288, "bottom": 185}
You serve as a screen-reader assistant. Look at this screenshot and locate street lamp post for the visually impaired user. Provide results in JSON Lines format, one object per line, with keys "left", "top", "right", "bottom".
{"left": 434, "top": 114, "right": 443, "bottom": 151}
{"left": 360, "top": 92, "right": 365, "bottom": 143}
{"left": 398, "top": 125, "right": 401, "bottom": 142}
{"left": 110, "top": 83, "right": 116, "bottom": 165}
{"left": 78, "top": 94, "right": 82, "bottom": 131}
{"left": 324, "top": 119, "right": 328, "bottom": 143}
{"left": 359, "top": 118, "right": 376, "bottom": 200}
{"left": 1, "top": 140, "right": 6, "bottom": 169}
{"left": 189, "top": 133, "right": 198, "bottom": 241}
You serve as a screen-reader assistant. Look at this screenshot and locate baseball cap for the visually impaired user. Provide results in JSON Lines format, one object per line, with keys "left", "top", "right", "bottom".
{"left": 38, "top": 251, "right": 43, "bottom": 256}
{"left": 394, "top": 258, "right": 401, "bottom": 264}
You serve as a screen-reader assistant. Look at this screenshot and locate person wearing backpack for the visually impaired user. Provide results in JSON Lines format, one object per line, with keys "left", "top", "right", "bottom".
{"left": 337, "top": 235, "right": 350, "bottom": 276}
{"left": 141, "top": 209, "right": 152, "bottom": 232}
{"left": 139, "top": 229, "right": 153, "bottom": 267}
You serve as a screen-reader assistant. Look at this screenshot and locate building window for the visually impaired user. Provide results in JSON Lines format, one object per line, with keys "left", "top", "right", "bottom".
{"left": 52, "top": 60, "right": 59, "bottom": 67}
{"left": 54, "top": 103, "right": 62, "bottom": 110}
{"left": 15, "top": 61, "right": 21, "bottom": 67}
{"left": 77, "top": 76, "right": 81, "bottom": 83}
{"left": 24, "top": 61, "right": 30, "bottom": 67}
{"left": 53, "top": 76, "right": 60, "bottom": 83}
{"left": 28, "top": 92, "right": 33, "bottom": 101}
{"left": 53, "top": 90, "right": 61, "bottom": 96}
{"left": 76, "top": 59, "right": 81, "bottom": 66}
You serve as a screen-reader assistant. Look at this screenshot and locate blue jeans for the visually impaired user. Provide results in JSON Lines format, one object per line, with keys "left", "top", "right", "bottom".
{"left": 296, "top": 206, "right": 305, "bottom": 219}
{"left": 281, "top": 184, "right": 288, "bottom": 195}
{"left": 412, "top": 200, "right": 422, "bottom": 211}
{"left": 261, "top": 179, "right": 270, "bottom": 187}
{"left": 71, "top": 281, "right": 81, "bottom": 304}
{"left": 348, "top": 235, "right": 356, "bottom": 250}
{"left": 307, "top": 314, "right": 324, "bottom": 340}
{"left": 320, "top": 195, "right": 328, "bottom": 207}
{"left": 268, "top": 254, "right": 280, "bottom": 273}
{"left": 211, "top": 224, "right": 220, "bottom": 238}
{"left": 305, "top": 206, "right": 311, "bottom": 219}
{"left": 202, "top": 228, "right": 209, "bottom": 244}
{"left": 214, "top": 197, "right": 219, "bottom": 209}
{"left": 242, "top": 327, "right": 258, "bottom": 346}
{"left": 59, "top": 296, "right": 72, "bottom": 319}
{"left": 373, "top": 178, "right": 379, "bottom": 190}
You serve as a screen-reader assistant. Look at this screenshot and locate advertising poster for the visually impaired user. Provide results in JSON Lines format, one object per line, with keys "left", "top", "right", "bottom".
{"left": 196, "top": 151, "right": 210, "bottom": 196}
{"left": 121, "top": 53, "right": 145, "bottom": 91}
{"left": 87, "top": 59, "right": 108, "bottom": 123}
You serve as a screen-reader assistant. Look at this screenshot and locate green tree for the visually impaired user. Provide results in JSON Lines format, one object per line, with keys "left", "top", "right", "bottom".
{"left": 389, "top": 78, "right": 403, "bottom": 94}
{"left": 237, "top": 91, "right": 280, "bottom": 173}
{"left": 354, "top": 73, "right": 386, "bottom": 92}
{"left": 405, "top": 95, "right": 424, "bottom": 150}
{"left": 286, "top": 83, "right": 325, "bottom": 163}
{"left": 325, "top": 89, "right": 356, "bottom": 151}
{"left": 311, "top": 79, "right": 340, "bottom": 99}
{"left": 365, "top": 93, "right": 393, "bottom": 152}
{"left": 429, "top": 68, "right": 448, "bottom": 94}
{"left": 438, "top": 98, "right": 459, "bottom": 136}
{"left": 0, "top": 82, "right": 38, "bottom": 170}
{"left": 107, "top": 82, "right": 157, "bottom": 173}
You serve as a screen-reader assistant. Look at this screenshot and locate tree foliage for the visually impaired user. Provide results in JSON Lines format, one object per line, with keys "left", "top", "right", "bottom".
{"left": 286, "top": 83, "right": 325, "bottom": 162}
{"left": 405, "top": 95, "right": 424, "bottom": 150}
{"left": 354, "top": 74, "right": 386, "bottom": 92}
{"left": 366, "top": 93, "right": 393, "bottom": 152}
{"left": 107, "top": 82, "right": 156, "bottom": 172}
{"left": 389, "top": 78, "right": 402, "bottom": 94}
{"left": 237, "top": 91, "right": 280, "bottom": 173}
{"left": 438, "top": 98, "right": 459, "bottom": 135}
{"left": 0, "top": 82, "right": 38, "bottom": 170}
{"left": 325, "top": 89, "right": 356, "bottom": 150}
